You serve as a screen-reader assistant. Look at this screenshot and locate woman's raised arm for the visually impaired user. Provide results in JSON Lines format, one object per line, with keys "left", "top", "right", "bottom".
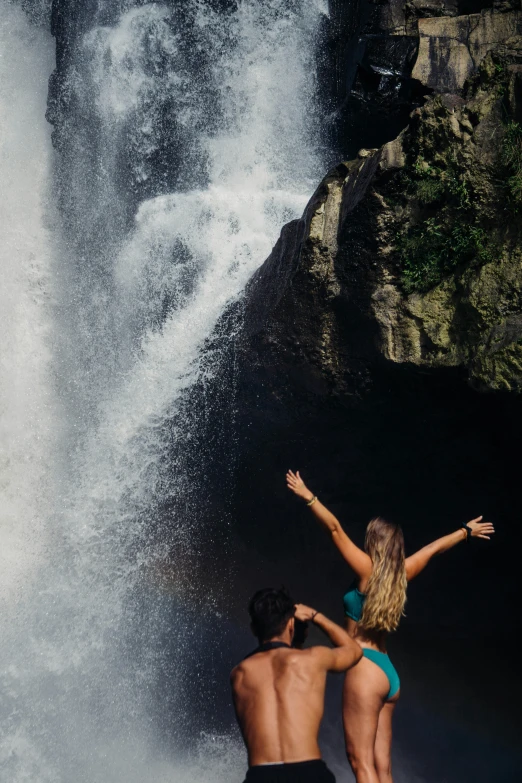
{"left": 286, "top": 470, "right": 372, "bottom": 580}
{"left": 405, "top": 516, "right": 495, "bottom": 581}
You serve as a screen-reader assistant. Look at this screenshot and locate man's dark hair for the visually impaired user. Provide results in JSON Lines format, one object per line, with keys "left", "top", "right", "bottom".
{"left": 248, "top": 587, "right": 295, "bottom": 642}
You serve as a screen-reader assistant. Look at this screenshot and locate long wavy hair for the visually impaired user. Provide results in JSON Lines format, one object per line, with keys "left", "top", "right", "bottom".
{"left": 359, "top": 517, "right": 407, "bottom": 633}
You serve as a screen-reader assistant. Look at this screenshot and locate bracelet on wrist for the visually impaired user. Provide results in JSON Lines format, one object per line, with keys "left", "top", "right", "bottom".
{"left": 306, "top": 495, "right": 318, "bottom": 507}
{"left": 311, "top": 610, "right": 319, "bottom": 621}
{"left": 461, "top": 524, "right": 472, "bottom": 541}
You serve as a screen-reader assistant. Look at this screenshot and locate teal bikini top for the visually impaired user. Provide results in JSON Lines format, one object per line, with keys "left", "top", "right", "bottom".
{"left": 343, "top": 580, "right": 366, "bottom": 621}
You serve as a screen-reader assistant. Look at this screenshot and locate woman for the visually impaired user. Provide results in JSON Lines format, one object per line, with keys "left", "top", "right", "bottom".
{"left": 286, "top": 470, "right": 494, "bottom": 783}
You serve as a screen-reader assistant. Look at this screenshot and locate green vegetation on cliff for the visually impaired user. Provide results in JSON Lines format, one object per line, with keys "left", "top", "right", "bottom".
{"left": 501, "top": 119, "right": 522, "bottom": 207}
{"left": 395, "top": 155, "right": 495, "bottom": 293}
{"left": 387, "top": 52, "right": 522, "bottom": 295}
{"left": 364, "top": 46, "right": 522, "bottom": 391}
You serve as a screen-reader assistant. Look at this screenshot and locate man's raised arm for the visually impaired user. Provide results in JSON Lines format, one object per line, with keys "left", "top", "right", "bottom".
{"left": 294, "top": 604, "right": 362, "bottom": 672}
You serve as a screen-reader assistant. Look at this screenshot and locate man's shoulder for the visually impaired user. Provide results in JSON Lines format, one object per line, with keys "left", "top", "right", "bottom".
{"left": 230, "top": 653, "right": 259, "bottom": 679}
{"left": 231, "top": 645, "right": 331, "bottom": 671}
{"left": 299, "top": 645, "right": 335, "bottom": 666}
{"left": 230, "top": 661, "right": 244, "bottom": 680}
{"left": 303, "top": 645, "right": 332, "bottom": 655}
{"left": 275, "top": 645, "right": 333, "bottom": 665}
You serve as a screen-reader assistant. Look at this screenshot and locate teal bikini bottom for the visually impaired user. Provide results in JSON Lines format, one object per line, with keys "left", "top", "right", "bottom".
{"left": 362, "top": 649, "right": 400, "bottom": 700}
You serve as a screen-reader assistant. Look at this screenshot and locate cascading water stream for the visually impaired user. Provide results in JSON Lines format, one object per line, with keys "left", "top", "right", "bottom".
{"left": 0, "top": 3, "right": 57, "bottom": 607}
{"left": 0, "top": 1, "right": 328, "bottom": 780}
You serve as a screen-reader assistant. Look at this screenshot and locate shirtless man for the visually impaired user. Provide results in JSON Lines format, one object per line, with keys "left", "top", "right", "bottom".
{"left": 231, "top": 587, "right": 363, "bottom": 783}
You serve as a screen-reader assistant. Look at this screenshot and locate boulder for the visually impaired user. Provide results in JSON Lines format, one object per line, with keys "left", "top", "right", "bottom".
{"left": 412, "top": 9, "right": 522, "bottom": 92}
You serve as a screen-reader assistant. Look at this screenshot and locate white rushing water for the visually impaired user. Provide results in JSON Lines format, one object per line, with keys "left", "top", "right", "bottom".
{"left": 0, "top": 3, "right": 57, "bottom": 607}
{"left": 0, "top": 1, "right": 327, "bottom": 780}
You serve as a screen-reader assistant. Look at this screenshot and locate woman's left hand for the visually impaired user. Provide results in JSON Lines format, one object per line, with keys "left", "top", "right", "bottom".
{"left": 466, "top": 516, "right": 495, "bottom": 540}
{"left": 286, "top": 470, "right": 313, "bottom": 502}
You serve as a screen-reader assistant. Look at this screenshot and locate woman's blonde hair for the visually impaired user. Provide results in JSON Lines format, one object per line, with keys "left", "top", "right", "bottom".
{"left": 359, "top": 517, "right": 407, "bottom": 633}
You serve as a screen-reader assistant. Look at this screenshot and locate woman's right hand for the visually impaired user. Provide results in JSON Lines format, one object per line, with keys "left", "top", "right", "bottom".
{"left": 286, "top": 470, "right": 314, "bottom": 502}
{"left": 466, "top": 515, "right": 495, "bottom": 539}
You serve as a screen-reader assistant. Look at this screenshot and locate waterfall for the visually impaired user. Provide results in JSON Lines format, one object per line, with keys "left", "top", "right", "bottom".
{"left": 0, "top": 1, "right": 327, "bottom": 780}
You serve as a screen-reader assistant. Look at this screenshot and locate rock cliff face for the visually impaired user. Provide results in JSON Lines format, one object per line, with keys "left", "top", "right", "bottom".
{"left": 244, "top": 3, "right": 522, "bottom": 393}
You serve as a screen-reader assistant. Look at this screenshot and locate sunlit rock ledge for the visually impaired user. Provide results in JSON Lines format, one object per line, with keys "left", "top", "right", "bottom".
{"left": 413, "top": 8, "right": 522, "bottom": 93}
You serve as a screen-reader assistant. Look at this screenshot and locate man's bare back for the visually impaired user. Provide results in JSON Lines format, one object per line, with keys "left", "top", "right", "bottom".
{"left": 232, "top": 645, "right": 328, "bottom": 765}
{"left": 231, "top": 591, "right": 362, "bottom": 783}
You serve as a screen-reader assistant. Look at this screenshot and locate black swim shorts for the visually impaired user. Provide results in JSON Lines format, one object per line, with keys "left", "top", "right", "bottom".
{"left": 243, "top": 759, "right": 335, "bottom": 782}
